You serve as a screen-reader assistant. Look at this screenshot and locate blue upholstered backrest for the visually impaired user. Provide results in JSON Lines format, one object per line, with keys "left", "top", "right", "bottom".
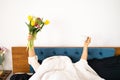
{"left": 30, "top": 47, "right": 115, "bottom": 72}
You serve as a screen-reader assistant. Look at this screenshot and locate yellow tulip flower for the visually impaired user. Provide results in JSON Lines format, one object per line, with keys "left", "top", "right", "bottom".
{"left": 28, "top": 16, "right": 33, "bottom": 21}
{"left": 31, "top": 20, "right": 35, "bottom": 26}
{"left": 44, "top": 20, "right": 50, "bottom": 25}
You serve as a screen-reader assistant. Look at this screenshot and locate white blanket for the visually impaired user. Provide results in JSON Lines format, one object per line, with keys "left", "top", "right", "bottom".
{"left": 29, "top": 56, "right": 105, "bottom": 80}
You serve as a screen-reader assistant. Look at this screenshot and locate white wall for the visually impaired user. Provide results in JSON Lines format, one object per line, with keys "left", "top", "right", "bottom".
{"left": 0, "top": 0, "right": 120, "bottom": 70}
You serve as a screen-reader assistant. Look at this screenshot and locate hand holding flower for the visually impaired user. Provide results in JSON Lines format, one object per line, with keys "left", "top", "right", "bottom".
{"left": 26, "top": 15, "right": 50, "bottom": 49}
{"left": 28, "top": 34, "right": 33, "bottom": 41}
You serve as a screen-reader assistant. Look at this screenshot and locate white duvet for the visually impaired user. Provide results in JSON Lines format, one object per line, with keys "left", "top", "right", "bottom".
{"left": 28, "top": 56, "right": 105, "bottom": 80}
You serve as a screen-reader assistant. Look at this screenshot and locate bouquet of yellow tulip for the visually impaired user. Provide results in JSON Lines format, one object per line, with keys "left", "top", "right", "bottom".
{"left": 26, "top": 15, "right": 50, "bottom": 49}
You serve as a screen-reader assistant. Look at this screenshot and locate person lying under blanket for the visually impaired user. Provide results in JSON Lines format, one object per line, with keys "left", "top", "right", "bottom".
{"left": 28, "top": 35, "right": 105, "bottom": 80}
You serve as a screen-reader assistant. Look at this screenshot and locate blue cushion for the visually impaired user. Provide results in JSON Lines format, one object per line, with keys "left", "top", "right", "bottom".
{"left": 30, "top": 47, "right": 115, "bottom": 73}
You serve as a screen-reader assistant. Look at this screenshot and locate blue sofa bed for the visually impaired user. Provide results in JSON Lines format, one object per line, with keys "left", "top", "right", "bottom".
{"left": 11, "top": 47, "right": 120, "bottom": 80}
